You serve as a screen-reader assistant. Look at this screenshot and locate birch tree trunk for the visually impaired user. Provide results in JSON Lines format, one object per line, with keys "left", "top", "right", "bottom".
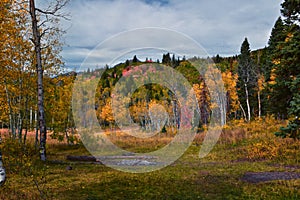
{"left": 35, "top": 110, "right": 39, "bottom": 148}
{"left": 244, "top": 83, "right": 251, "bottom": 122}
{"left": 29, "top": 0, "right": 47, "bottom": 161}
{"left": 239, "top": 102, "right": 247, "bottom": 121}
{"left": 4, "top": 80, "right": 16, "bottom": 138}
{"left": 0, "top": 151, "right": 6, "bottom": 186}
{"left": 257, "top": 52, "right": 262, "bottom": 119}
{"left": 258, "top": 90, "right": 261, "bottom": 119}
{"left": 30, "top": 107, "right": 33, "bottom": 130}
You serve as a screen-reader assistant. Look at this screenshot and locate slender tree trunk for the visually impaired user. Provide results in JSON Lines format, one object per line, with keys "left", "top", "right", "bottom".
{"left": 239, "top": 102, "right": 247, "bottom": 121}
{"left": 65, "top": 130, "right": 70, "bottom": 145}
{"left": 34, "top": 110, "right": 39, "bottom": 148}
{"left": 30, "top": 107, "right": 33, "bottom": 130}
{"left": 24, "top": 128, "right": 28, "bottom": 145}
{"left": 23, "top": 96, "right": 29, "bottom": 145}
{"left": 30, "top": 0, "right": 47, "bottom": 161}
{"left": 17, "top": 73, "right": 23, "bottom": 143}
{"left": 4, "top": 81, "right": 16, "bottom": 138}
{"left": 244, "top": 83, "right": 251, "bottom": 122}
{"left": 218, "top": 93, "right": 226, "bottom": 125}
{"left": 35, "top": 117, "right": 39, "bottom": 149}
{"left": 0, "top": 151, "right": 6, "bottom": 186}
{"left": 17, "top": 111, "right": 23, "bottom": 143}
{"left": 256, "top": 53, "right": 262, "bottom": 119}
{"left": 258, "top": 90, "right": 261, "bottom": 119}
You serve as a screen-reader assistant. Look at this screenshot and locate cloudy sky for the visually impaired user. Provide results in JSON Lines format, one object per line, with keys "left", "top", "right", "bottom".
{"left": 60, "top": 0, "right": 283, "bottom": 70}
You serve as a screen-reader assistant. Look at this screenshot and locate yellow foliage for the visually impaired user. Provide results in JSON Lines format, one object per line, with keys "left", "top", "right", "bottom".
{"left": 272, "top": 59, "right": 281, "bottom": 65}
{"left": 0, "top": 137, "right": 37, "bottom": 175}
{"left": 268, "top": 68, "right": 277, "bottom": 85}
{"left": 222, "top": 70, "right": 239, "bottom": 113}
{"left": 100, "top": 99, "right": 114, "bottom": 123}
{"left": 285, "top": 32, "right": 294, "bottom": 42}
{"left": 257, "top": 75, "right": 265, "bottom": 91}
{"left": 192, "top": 82, "right": 210, "bottom": 108}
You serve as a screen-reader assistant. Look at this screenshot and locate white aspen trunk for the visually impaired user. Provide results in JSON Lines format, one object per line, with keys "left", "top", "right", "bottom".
{"left": 30, "top": 107, "right": 33, "bottom": 130}
{"left": 0, "top": 151, "right": 6, "bottom": 186}
{"left": 172, "top": 101, "right": 176, "bottom": 133}
{"left": 17, "top": 74, "right": 23, "bottom": 143}
{"left": 30, "top": 0, "right": 47, "bottom": 161}
{"left": 23, "top": 97, "right": 29, "bottom": 145}
{"left": 257, "top": 53, "right": 261, "bottom": 119}
{"left": 258, "top": 90, "right": 261, "bottom": 119}
{"left": 239, "top": 102, "right": 247, "bottom": 121}
{"left": 35, "top": 110, "right": 39, "bottom": 148}
{"left": 244, "top": 83, "right": 251, "bottom": 122}
{"left": 172, "top": 100, "right": 179, "bottom": 129}
{"left": 17, "top": 110, "right": 23, "bottom": 143}
{"left": 4, "top": 81, "right": 16, "bottom": 138}
{"left": 52, "top": 117, "right": 54, "bottom": 131}
{"left": 219, "top": 94, "right": 226, "bottom": 125}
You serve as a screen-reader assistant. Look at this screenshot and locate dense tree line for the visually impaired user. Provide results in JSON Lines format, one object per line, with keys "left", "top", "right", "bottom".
{"left": 0, "top": 0, "right": 299, "bottom": 165}
{"left": 0, "top": 0, "right": 69, "bottom": 163}
{"left": 91, "top": 0, "right": 300, "bottom": 139}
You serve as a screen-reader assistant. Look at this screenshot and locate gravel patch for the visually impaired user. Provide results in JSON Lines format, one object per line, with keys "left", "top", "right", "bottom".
{"left": 113, "top": 159, "right": 158, "bottom": 166}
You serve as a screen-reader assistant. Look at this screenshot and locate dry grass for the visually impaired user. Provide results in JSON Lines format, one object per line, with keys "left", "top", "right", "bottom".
{"left": 0, "top": 117, "right": 300, "bottom": 199}
{"left": 195, "top": 116, "right": 300, "bottom": 165}
{"left": 106, "top": 130, "right": 173, "bottom": 152}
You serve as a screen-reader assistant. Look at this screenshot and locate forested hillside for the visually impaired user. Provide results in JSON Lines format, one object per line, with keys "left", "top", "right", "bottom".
{"left": 0, "top": 0, "right": 299, "bottom": 144}
{"left": 0, "top": 0, "right": 299, "bottom": 198}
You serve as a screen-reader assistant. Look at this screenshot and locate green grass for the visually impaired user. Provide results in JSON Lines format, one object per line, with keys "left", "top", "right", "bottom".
{"left": 1, "top": 119, "right": 300, "bottom": 199}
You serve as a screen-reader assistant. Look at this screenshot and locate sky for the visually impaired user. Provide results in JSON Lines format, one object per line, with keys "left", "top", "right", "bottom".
{"left": 60, "top": 0, "right": 283, "bottom": 71}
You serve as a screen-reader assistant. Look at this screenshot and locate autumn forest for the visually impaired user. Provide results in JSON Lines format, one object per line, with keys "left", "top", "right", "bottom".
{"left": 0, "top": 0, "right": 299, "bottom": 199}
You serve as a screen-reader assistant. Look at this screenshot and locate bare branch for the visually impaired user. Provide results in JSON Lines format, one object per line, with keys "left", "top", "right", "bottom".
{"left": 33, "top": 179, "right": 46, "bottom": 200}
{"left": 35, "top": 0, "right": 71, "bottom": 21}
{"left": 38, "top": 19, "right": 49, "bottom": 29}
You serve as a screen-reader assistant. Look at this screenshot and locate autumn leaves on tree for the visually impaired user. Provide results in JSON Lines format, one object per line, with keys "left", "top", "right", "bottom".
{"left": 0, "top": 0, "right": 69, "bottom": 161}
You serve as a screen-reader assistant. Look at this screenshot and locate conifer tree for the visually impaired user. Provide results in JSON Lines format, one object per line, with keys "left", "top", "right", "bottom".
{"left": 237, "top": 38, "right": 257, "bottom": 121}
{"left": 266, "top": 17, "right": 287, "bottom": 81}
{"left": 273, "top": 0, "right": 300, "bottom": 139}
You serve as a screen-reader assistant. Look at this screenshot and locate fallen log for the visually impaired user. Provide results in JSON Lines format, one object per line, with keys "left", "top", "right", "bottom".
{"left": 66, "top": 155, "right": 97, "bottom": 162}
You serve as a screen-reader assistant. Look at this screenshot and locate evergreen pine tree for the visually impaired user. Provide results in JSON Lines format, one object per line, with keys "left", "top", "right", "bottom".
{"left": 268, "top": 17, "right": 286, "bottom": 51}
{"left": 265, "top": 17, "right": 287, "bottom": 82}
{"left": 133, "top": 55, "right": 138, "bottom": 63}
{"left": 237, "top": 38, "right": 257, "bottom": 121}
{"left": 273, "top": 0, "right": 300, "bottom": 139}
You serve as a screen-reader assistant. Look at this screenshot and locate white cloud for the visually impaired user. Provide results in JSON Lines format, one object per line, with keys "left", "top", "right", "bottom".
{"left": 61, "top": 0, "right": 283, "bottom": 69}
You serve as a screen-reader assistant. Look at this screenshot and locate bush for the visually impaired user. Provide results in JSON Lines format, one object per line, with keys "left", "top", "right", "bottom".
{"left": 1, "top": 137, "right": 37, "bottom": 175}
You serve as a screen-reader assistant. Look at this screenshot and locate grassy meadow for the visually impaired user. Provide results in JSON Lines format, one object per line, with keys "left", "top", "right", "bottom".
{"left": 0, "top": 117, "right": 300, "bottom": 200}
